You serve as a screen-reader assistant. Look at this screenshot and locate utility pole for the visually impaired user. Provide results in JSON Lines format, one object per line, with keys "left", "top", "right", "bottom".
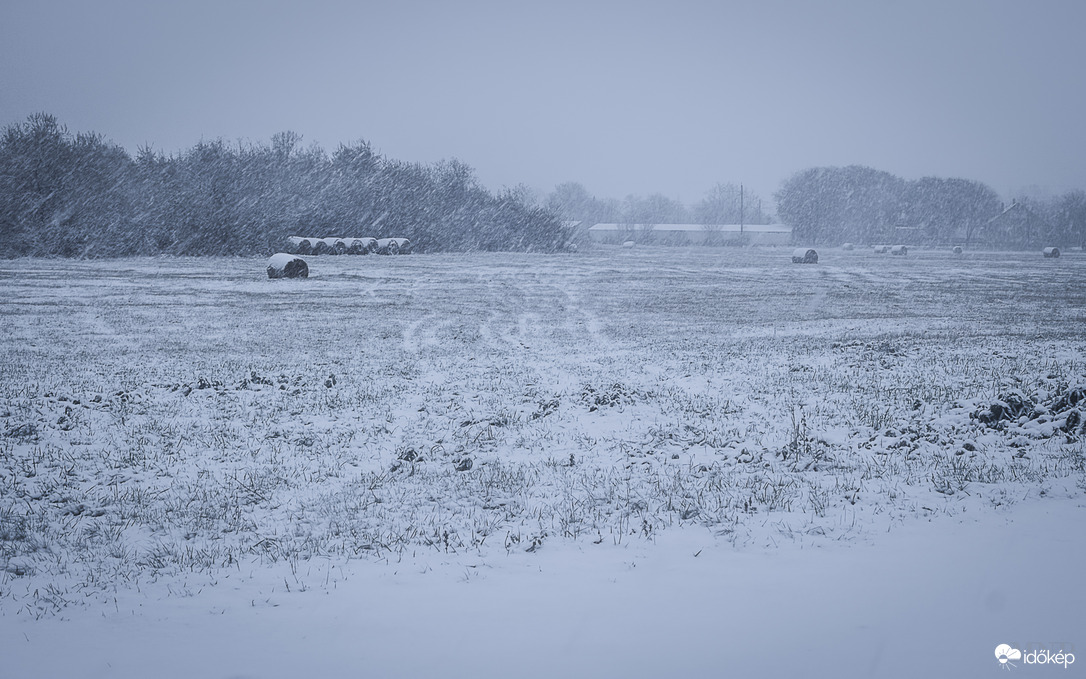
{"left": 740, "top": 184, "right": 744, "bottom": 234}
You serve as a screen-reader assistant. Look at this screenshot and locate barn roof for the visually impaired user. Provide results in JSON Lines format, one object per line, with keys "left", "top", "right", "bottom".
{"left": 587, "top": 223, "right": 791, "bottom": 233}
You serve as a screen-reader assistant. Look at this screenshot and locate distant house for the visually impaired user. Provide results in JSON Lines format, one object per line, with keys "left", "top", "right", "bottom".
{"left": 586, "top": 223, "right": 791, "bottom": 246}
{"left": 980, "top": 200, "right": 1051, "bottom": 249}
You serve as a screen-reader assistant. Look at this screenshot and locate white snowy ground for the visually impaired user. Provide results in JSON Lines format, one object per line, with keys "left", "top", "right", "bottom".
{"left": 1, "top": 246, "right": 1084, "bottom": 677}
{"left": 3, "top": 497, "right": 1083, "bottom": 679}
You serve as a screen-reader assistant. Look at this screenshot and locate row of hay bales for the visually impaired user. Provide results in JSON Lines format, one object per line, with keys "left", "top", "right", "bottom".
{"left": 838, "top": 244, "right": 1061, "bottom": 258}
{"left": 870, "top": 244, "right": 1060, "bottom": 258}
{"left": 794, "top": 245, "right": 909, "bottom": 263}
{"left": 871, "top": 244, "right": 909, "bottom": 255}
{"left": 287, "top": 236, "right": 412, "bottom": 256}
{"left": 791, "top": 244, "right": 1063, "bottom": 264}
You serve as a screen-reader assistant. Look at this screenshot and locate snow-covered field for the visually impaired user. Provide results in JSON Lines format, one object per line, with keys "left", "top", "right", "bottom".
{"left": 2, "top": 246, "right": 1084, "bottom": 677}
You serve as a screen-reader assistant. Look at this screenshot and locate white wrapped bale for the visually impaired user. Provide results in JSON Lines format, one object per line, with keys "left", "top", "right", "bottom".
{"left": 291, "top": 237, "right": 314, "bottom": 255}
{"left": 1043, "top": 246, "right": 1061, "bottom": 258}
{"left": 267, "top": 253, "right": 309, "bottom": 279}
{"left": 376, "top": 238, "right": 400, "bottom": 254}
{"left": 347, "top": 237, "right": 377, "bottom": 254}
{"left": 791, "top": 248, "right": 818, "bottom": 264}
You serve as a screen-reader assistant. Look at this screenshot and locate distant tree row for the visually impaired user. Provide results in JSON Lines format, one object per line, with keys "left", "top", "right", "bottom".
{"left": 544, "top": 181, "right": 773, "bottom": 233}
{"left": 776, "top": 165, "right": 1086, "bottom": 248}
{"left": 0, "top": 114, "right": 568, "bottom": 257}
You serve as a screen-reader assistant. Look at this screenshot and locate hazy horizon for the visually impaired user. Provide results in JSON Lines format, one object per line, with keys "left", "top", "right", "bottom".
{"left": 3, "top": 0, "right": 1084, "bottom": 206}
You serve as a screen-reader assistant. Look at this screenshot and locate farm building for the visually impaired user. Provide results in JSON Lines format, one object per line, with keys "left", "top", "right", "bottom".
{"left": 587, "top": 223, "right": 791, "bottom": 246}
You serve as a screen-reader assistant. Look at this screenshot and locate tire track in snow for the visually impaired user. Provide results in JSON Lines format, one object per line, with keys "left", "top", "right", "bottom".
{"left": 403, "top": 315, "right": 452, "bottom": 353}
{"left": 551, "top": 280, "right": 619, "bottom": 353}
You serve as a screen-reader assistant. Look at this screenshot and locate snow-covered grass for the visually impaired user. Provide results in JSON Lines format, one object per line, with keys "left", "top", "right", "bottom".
{"left": 1, "top": 247, "right": 1084, "bottom": 675}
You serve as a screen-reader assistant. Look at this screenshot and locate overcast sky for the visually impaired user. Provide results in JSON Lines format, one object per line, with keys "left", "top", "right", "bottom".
{"left": 2, "top": 0, "right": 1083, "bottom": 208}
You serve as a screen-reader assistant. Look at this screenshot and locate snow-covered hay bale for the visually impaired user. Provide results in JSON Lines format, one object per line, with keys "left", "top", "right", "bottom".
{"left": 841, "top": 242, "right": 854, "bottom": 251}
{"left": 952, "top": 245, "right": 963, "bottom": 256}
{"left": 332, "top": 238, "right": 350, "bottom": 255}
{"left": 291, "top": 237, "right": 313, "bottom": 255}
{"left": 347, "top": 237, "right": 377, "bottom": 255}
{"left": 890, "top": 245, "right": 908, "bottom": 256}
{"left": 267, "top": 253, "right": 308, "bottom": 279}
{"left": 310, "top": 239, "right": 331, "bottom": 255}
{"left": 873, "top": 245, "right": 890, "bottom": 254}
{"left": 621, "top": 241, "right": 635, "bottom": 249}
{"left": 1043, "top": 246, "right": 1061, "bottom": 258}
{"left": 376, "top": 238, "right": 410, "bottom": 255}
{"left": 791, "top": 248, "right": 818, "bottom": 264}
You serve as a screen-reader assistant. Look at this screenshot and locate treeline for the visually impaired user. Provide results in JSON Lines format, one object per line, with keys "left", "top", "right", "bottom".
{"left": 0, "top": 114, "right": 568, "bottom": 257}
{"left": 544, "top": 181, "right": 773, "bottom": 231}
{"left": 776, "top": 165, "right": 1086, "bottom": 248}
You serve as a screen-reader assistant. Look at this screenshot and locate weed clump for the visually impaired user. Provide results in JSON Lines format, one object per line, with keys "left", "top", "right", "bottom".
{"left": 972, "top": 380, "right": 1086, "bottom": 439}
{"left": 580, "top": 383, "right": 641, "bottom": 411}
{"left": 2, "top": 423, "right": 39, "bottom": 440}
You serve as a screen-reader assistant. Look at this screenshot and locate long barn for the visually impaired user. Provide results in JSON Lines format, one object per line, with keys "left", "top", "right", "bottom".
{"left": 587, "top": 223, "right": 791, "bottom": 246}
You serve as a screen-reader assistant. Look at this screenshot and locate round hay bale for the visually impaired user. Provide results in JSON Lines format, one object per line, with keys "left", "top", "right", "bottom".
{"left": 293, "top": 238, "right": 313, "bottom": 255}
{"left": 267, "top": 253, "right": 308, "bottom": 279}
{"left": 873, "top": 245, "right": 889, "bottom": 254}
{"left": 841, "top": 242, "right": 855, "bottom": 251}
{"left": 621, "top": 240, "right": 635, "bottom": 248}
{"left": 375, "top": 238, "right": 397, "bottom": 254}
{"left": 1043, "top": 246, "right": 1061, "bottom": 258}
{"left": 332, "top": 238, "right": 349, "bottom": 255}
{"left": 390, "top": 237, "right": 412, "bottom": 254}
{"left": 952, "top": 245, "right": 963, "bottom": 255}
{"left": 890, "top": 245, "right": 908, "bottom": 256}
{"left": 791, "top": 248, "right": 818, "bottom": 264}
{"left": 348, "top": 237, "right": 378, "bottom": 254}
{"left": 310, "top": 239, "right": 331, "bottom": 256}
